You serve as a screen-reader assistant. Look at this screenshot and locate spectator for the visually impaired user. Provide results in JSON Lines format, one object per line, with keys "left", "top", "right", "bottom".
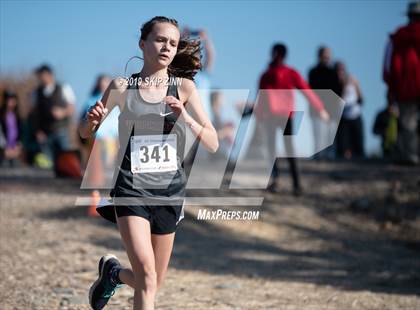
{"left": 308, "top": 46, "right": 342, "bottom": 160}
{"left": 79, "top": 74, "right": 118, "bottom": 169}
{"left": 0, "top": 91, "right": 22, "bottom": 166}
{"left": 183, "top": 28, "right": 215, "bottom": 117}
{"left": 32, "top": 64, "right": 76, "bottom": 174}
{"left": 182, "top": 28, "right": 215, "bottom": 168}
{"left": 80, "top": 75, "right": 120, "bottom": 216}
{"left": 209, "top": 90, "right": 234, "bottom": 160}
{"left": 335, "top": 61, "right": 365, "bottom": 159}
{"left": 255, "top": 43, "right": 329, "bottom": 195}
{"left": 383, "top": 1, "right": 420, "bottom": 165}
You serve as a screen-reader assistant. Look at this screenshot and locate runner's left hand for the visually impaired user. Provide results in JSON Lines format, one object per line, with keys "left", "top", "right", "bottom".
{"left": 164, "top": 96, "right": 189, "bottom": 121}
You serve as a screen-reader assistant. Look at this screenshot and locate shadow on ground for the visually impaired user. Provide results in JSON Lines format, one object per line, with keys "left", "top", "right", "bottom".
{"left": 28, "top": 161, "right": 420, "bottom": 296}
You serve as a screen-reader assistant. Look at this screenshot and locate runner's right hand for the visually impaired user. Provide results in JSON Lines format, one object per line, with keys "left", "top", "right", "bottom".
{"left": 86, "top": 100, "right": 108, "bottom": 126}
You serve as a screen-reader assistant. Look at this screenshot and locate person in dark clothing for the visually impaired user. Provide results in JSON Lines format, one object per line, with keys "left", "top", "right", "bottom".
{"left": 32, "top": 64, "right": 76, "bottom": 174}
{"left": 308, "top": 46, "right": 342, "bottom": 160}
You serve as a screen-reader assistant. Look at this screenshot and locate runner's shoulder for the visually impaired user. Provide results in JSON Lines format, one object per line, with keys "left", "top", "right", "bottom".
{"left": 178, "top": 77, "right": 196, "bottom": 103}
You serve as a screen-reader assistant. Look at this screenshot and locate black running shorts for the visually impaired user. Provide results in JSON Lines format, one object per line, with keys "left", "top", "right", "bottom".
{"left": 97, "top": 203, "right": 184, "bottom": 234}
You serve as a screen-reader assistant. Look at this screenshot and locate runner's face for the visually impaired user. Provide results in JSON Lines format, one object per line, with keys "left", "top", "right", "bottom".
{"left": 141, "top": 22, "right": 180, "bottom": 68}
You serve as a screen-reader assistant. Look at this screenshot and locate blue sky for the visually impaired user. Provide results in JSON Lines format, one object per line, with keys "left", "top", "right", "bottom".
{"left": 0, "top": 0, "right": 409, "bottom": 154}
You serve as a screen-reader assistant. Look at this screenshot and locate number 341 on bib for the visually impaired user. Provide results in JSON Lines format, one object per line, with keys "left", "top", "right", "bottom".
{"left": 130, "top": 134, "right": 177, "bottom": 173}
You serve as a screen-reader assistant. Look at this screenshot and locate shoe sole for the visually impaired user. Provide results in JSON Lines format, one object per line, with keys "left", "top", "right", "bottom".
{"left": 88, "top": 254, "right": 118, "bottom": 310}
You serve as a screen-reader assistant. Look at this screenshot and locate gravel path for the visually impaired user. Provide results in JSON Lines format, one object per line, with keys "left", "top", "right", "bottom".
{"left": 1, "top": 160, "right": 419, "bottom": 309}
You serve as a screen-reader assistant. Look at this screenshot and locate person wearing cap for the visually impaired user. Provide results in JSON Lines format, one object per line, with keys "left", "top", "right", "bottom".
{"left": 383, "top": 1, "right": 420, "bottom": 165}
{"left": 32, "top": 64, "right": 76, "bottom": 173}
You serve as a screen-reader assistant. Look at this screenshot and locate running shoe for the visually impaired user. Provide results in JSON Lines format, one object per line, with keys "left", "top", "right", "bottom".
{"left": 89, "top": 254, "right": 123, "bottom": 309}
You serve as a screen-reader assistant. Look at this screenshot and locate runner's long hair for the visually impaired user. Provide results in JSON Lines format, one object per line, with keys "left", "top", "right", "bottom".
{"left": 140, "top": 16, "right": 202, "bottom": 80}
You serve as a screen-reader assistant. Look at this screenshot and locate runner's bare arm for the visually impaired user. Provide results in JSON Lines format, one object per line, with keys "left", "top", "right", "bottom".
{"left": 179, "top": 78, "right": 219, "bottom": 153}
{"left": 78, "top": 77, "right": 127, "bottom": 138}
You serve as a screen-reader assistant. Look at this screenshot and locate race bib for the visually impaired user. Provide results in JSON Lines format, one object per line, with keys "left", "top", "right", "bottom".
{"left": 130, "top": 134, "right": 177, "bottom": 173}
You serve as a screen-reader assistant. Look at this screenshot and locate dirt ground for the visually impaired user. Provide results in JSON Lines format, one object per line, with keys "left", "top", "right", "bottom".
{"left": 1, "top": 160, "right": 419, "bottom": 309}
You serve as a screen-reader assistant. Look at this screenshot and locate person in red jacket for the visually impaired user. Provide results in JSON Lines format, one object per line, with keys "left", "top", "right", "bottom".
{"left": 255, "top": 43, "right": 329, "bottom": 195}
{"left": 383, "top": 1, "right": 420, "bottom": 165}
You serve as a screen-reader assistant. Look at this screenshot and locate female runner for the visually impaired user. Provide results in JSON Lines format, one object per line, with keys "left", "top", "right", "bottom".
{"left": 79, "top": 16, "right": 218, "bottom": 310}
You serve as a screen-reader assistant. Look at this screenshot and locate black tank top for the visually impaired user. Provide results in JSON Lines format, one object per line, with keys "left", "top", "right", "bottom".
{"left": 111, "top": 73, "right": 187, "bottom": 205}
